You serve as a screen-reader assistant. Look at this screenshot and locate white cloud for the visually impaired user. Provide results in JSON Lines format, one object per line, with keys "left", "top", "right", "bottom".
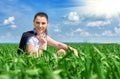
{"left": 80, "top": 31, "right": 90, "bottom": 36}
{"left": 63, "top": 11, "right": 80, "bottom": 25}
{"left": 3, "top": 16, "right": 15, "bottom": 25}
{"left": 11, "top": 24, "right": 16, "bottom": 29}
{"left": 87, "top": 20, "right": 111, "bottom": 28}
{"left": 54, "top": 28, "right": 61, "bottom": 32}
{"left": 114, "top": 27, "right": 120, "bottom": 35}
{"left": 102, "top": 30, "right": 114, "bottom": 36}
{"left": 74, "top": 28, "right": 83, "bottom": 32}
{"left": 74, "top": 28, "right": 90, "bottom": 36}
{"left": 63, "top": 21, "right": 80, "bottom": 25}
{"left": 68, "top": 12, "right": 79, "bottom": 21}
{"left": 49, "top": 24, "right": 61, "bottom": 33}
{"left": 3, "top": 16, "right": 16, "bottom": 29}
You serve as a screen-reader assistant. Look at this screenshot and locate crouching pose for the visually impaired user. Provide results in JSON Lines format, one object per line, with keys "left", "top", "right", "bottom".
{"left": 17, "top": 12, "right": 78, "bottom": 57}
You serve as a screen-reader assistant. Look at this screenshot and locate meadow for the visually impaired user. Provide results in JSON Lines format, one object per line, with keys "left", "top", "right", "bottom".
{"left": 0, "top": 43, "right": 120, "bottom": 79}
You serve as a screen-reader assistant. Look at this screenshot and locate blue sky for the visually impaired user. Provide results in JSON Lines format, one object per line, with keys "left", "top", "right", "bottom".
{"left": 1, "top": 0, "right": 120, "bottom": 43}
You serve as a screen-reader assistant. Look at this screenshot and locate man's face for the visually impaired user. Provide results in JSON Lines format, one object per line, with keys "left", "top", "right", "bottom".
{"left": 34, "top": 16, "right": 48, "bottom": 34}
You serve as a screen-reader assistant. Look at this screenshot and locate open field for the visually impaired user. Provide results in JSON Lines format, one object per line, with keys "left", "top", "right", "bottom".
{"left": 0, "top": 43, "right": 120, "bottom": 79}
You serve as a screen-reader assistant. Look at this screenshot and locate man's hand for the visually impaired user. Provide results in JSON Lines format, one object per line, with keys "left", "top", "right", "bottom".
{"left": 36, "top": 32, "right": 46, "bottom": 44}
{"left": 68, "top": 46, "right": 78, "bottom": 57}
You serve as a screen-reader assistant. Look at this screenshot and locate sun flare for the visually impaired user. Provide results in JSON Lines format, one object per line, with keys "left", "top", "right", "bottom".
{"left": 85, "top": 0, "right": 120, "bottom": 18}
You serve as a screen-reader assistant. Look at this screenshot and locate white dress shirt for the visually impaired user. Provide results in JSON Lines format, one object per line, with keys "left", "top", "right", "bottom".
{"left": 26, "top": 29, "right": 47, "bottom": 52}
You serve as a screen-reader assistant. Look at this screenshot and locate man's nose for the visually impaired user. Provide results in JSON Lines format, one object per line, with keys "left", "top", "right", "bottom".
{"left": 39, "top": 24, "right": 42, "bottom": 27}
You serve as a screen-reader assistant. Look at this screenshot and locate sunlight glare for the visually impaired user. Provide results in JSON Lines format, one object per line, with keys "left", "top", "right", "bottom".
{"left": 84, "top": 0, "right": 120, "bottom": 18}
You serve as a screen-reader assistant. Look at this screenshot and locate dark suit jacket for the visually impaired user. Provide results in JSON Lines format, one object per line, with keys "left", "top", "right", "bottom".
{"left": 17, "top": 31, "right": 36, "bottom": 54}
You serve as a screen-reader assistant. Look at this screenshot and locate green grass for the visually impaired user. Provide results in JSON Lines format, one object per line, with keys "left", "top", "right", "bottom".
{"left": 0, "top": 43, "right": 120, "bottom": 79}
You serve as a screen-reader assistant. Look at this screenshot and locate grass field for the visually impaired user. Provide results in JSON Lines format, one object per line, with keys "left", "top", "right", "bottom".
{"left": 0, "top": 43, "right": 120, "bottom": 79}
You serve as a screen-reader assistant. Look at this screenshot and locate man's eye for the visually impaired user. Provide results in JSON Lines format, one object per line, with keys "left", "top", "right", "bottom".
{"left": 36, "top": 22, "right": 40, "bottom": 24}
{"left": 42, "top": 22, "right": 46, "bottom": 25}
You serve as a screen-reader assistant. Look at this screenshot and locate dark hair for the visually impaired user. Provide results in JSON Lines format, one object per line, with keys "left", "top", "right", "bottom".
{"left": 34, "top": 12, "right": 48, "bottom": 35}
{"left": 33, "top": 12, "right": 48, "bottom": 22}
